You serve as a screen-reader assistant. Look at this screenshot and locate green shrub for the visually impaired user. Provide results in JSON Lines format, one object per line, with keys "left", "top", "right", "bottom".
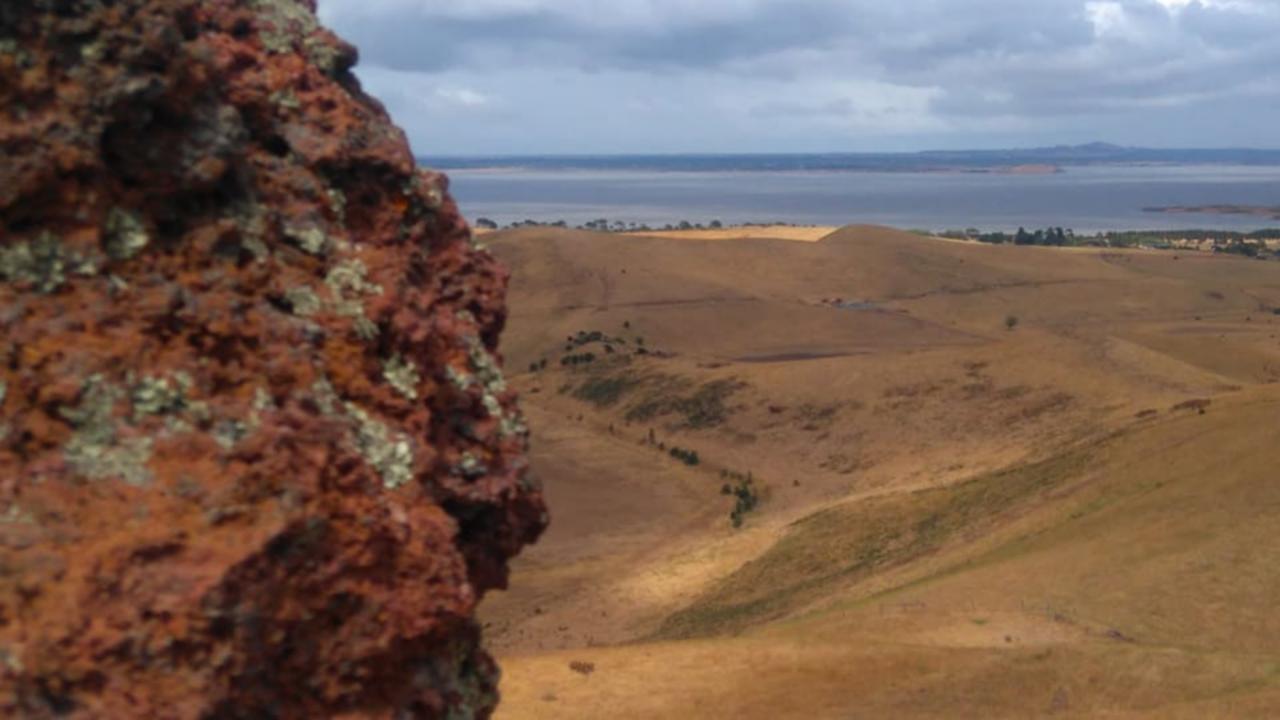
{"left": 667, "top": 446, "right": 700, "bottom": 466}
{"left": 573, "top": 376, "right": 637, "bottom": 406}
{"left": 727, "top": 472, "right": 760, "bottom": 528}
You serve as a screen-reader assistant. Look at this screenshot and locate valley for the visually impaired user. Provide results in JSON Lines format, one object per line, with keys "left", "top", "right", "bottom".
{"left": 479, "top": 225, "right": 1280, "bottom": 718}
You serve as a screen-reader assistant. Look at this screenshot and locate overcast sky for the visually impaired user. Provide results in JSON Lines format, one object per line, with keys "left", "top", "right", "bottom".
{"left": 318, "top": 0, "right": 1280, "bottom": 155}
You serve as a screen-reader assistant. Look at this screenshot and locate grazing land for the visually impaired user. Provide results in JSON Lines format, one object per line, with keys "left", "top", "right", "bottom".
{"left": 480, "top": 224, "right": 1280, "bottom": 718}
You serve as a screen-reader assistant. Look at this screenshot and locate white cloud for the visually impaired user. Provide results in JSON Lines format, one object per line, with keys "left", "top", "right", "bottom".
{"left": 435, "top": 87, "right": 491, "bottom": 107}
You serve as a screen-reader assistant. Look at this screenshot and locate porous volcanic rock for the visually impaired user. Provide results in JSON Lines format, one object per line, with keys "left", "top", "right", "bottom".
{"left": 0, "top": 1, "right": 545, "bottom": 717}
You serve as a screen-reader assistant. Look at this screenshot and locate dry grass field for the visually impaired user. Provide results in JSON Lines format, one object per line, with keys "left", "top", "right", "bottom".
{"left": 479, "top": 224, "right": 1280, "bottom": 718}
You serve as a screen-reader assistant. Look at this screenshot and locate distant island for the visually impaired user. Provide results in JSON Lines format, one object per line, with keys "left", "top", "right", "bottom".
{"left": 424, "top": 142, "right": 1280, "bottom": 174}
{"left": 1145, "top": 204, "right": 1280, "bottom": 221}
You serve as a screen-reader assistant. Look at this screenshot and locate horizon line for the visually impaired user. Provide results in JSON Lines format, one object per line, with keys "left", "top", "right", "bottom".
{"left": 418, "top": 143, "right": 1280, "bottom": 159}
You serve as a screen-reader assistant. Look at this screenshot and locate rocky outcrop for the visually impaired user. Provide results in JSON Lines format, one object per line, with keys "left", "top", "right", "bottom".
{"left": 0, "top": 1, "right": 545, "bottom": 716}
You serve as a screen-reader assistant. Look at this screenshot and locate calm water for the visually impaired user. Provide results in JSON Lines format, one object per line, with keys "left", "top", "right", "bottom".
{"left": 443, "top": 165, "right": 1280, "bottom": 233}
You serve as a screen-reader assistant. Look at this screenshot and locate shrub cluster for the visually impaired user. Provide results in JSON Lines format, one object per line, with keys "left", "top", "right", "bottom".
{"left": 668, "top": 446, "right": 700, "bottom": 466}
{"left": 720, "top": 470, "right": 760, "bottom": 528}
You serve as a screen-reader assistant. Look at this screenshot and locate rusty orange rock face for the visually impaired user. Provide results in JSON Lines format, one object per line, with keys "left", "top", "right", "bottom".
{"left": 0, "top": 1, "right": 545, "bottom": 717}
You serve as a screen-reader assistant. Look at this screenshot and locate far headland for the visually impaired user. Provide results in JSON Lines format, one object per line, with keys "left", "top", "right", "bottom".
{"left": 424, "top": 142, "right": 1280, "bottom": 175}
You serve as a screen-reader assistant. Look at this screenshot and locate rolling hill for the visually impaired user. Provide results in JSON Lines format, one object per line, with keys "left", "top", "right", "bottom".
{"left": 479, "top": 225, "right": 1280, "bottom": 718}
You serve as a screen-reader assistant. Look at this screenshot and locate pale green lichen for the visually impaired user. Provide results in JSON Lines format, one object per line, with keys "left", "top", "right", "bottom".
{"left": 107, "top": 274, "right": 130, "bottom": 295}
{"left": 269, "top": 88, "right": 301, "bottom": 111}
{"left": 130, "top": 374, "right": 189, "bottom": 420}
{"left": 213, "top": 386, "right": 273, "bottom": 449}
{"left": 455, "top": 452, "right": 487, "bottom": 479}
{"left": 0, "top": 232, "right": 96, "bottom": 293}
{"left": 311, "top": 378, "right": 339, "bottom": 416}
{"left": 80, "top": 40, "right": 104, "bottom": 64}
{"left": 466, "top": 338, "right": 508, "bottom": 394}
{"left": 406, "top": 171, "right": 445, "bottom": 211}
{"left": 0, "top": 645, "right": 23, "bottom": 674}
{"left": 254, "top": 2, "right": 353, "bottom": 77}
{"left": 444, "top": 334, "right": 526, "bottom": 438}
{"left": 302, "top": 34, "right": 347, "bottom": 76}
{"left": 326, "top": 189, "right": 347, "bottom": 224}
{"left": 104, "top": 208, "right": 150, "bottom": 261}
{"left": 248, "top": 0, "right": 320, "bottom": 55}
{"left": 66, "top": 435, "right": 155, "bottom": 486}
{"left": 326, "top": 259, "right": 382, "bottom": 299}
{"left": 383, "top": 355, "right": 421, "bottom": 401}
{"left": 284, "top": 222, "right": 330, "bottom": 256}
{"left": 462, "top": 335, "right": 528, "bottom": 438}
{"left": 59, "top": 375, "right": 120, "bottom": 443}
{"left": 253, "top": 387, "right": 274, "bottom": 412}
{"left": 0, "top": 506, "right": 35, "bottom": 525}
{"left": 325, "top": 259, "right": 383, "bottom": 339}
{"left": 445, "top": 365, "right": 473, "bottom": 391}
{"left": 500, "top": 411, "right": 530, "bottom": 439}
{"left": 61, "top": 375, "right": 153, "bottom": 486}
{"left": 343, "top": 401, "right": 414, "bottom": 489}
{"left": 0, "top": 38, "right": 32, "bottom": 70}
{"left": 305, "top": 378, "right": 414, "bottom": 489}
{"left": 228, "top": 202, "right": 270, "bottom": 261}
{"left": 243, "top": 236, "right": 270, "bottom": 260}
{"left": 482, "top": 394, "right": 502, "bottom": 417}
{"left": 354, "top": 316, "right": 380, "bottom": 341}
{"left": 212, "top": 420, "right": 249, "bottom": 450}
{"left": 285, "top": 285, "right": 322, "bottom": 316}
{"left": 248, "top": 386, "right": 275, "bottom": 430}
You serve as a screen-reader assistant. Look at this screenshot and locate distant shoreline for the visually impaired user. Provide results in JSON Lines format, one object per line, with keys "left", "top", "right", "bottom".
{"left": 424, "top": 144, "right": 1280, "bottom": 175}
{"left": 447, "top": 161, "right": 1280, "bottom": 234}
{"left": 1144, "top": 204, "right": 1280, "bottom": 221}
{"left": 446, "top": 163, "right": 1064, "bottom": 176}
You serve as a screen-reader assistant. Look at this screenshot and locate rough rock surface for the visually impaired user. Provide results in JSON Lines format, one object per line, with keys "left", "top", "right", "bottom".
{"left": 0, "top": 1, "right": 545, "bottom": 717}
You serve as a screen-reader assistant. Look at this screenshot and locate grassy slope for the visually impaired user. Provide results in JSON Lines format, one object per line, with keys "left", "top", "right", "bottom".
{"left": 499, "top": 391, "right": 1280, "bottom": 718}
{"left": 482, "top": 226, "right": 1280, "bottom": 718}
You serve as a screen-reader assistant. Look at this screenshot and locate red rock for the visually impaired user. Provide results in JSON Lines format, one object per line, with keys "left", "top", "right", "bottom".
{"left": 0, "top": 1, "right": 545, "bottom": 717}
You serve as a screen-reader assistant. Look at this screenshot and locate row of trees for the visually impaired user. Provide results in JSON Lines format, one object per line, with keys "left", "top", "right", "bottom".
{"left": 474, "top": 218, "right": 823, "bottom": 233}
{"left": 642, "top": 429, "right": 700, "bottom": 466}
{"left": 939, "top": 227, "right": 1076, "bottom": 245}
{"left": 937, "top": 227, "right": 1280, "bottom": 250}
{"left": 1015, "top": 227, "right": 1072, "bottom": 246}
{"left": 560, "top": 352, "right": 597, "bottom": 366}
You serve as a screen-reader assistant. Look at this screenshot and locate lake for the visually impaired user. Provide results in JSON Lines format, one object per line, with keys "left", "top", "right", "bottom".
{"left": 440, "top": 164, "right": 1280, "bottom": 233}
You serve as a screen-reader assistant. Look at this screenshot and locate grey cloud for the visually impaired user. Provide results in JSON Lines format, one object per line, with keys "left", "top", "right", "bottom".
{"left": 319, "top": 0, "right": 1280, "bottom": 152}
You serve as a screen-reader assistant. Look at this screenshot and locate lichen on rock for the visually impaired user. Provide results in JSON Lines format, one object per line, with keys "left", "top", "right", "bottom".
{"left": 0, "top": 1, "right": 545, "bottom": 717}
{"left": 103, "top": 208, "right": 150, "bottom": 261}
{"left": 384, "top": 354, "right": 422, "bottom": 400}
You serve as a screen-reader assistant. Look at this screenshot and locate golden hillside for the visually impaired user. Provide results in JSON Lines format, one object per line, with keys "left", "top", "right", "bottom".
{"left": 481, "top": 225, "right": 1280, "bottom": 718}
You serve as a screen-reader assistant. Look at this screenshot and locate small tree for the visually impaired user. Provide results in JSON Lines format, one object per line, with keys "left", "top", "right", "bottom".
{"left": 1005, "top": 315, "right": 1019, "bottom": 331}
